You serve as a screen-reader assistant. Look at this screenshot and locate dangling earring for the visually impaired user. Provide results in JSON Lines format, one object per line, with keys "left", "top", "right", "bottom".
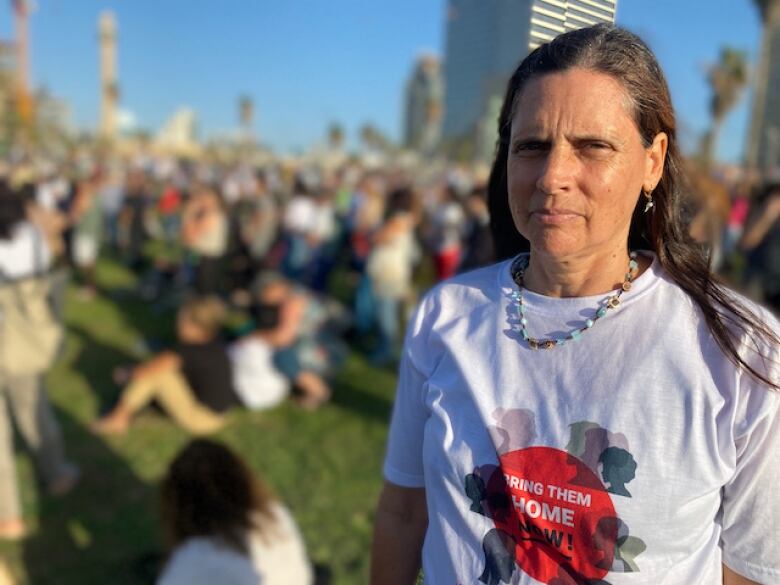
{"left": 643, "top": 189, "right": 654, "bottom": 213}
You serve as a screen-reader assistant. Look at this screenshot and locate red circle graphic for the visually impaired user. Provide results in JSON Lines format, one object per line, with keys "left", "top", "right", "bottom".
{"left": 484, "top": 446, "right": 617, "bottom": 583}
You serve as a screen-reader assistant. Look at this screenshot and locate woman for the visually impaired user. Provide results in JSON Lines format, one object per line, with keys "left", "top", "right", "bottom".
{"left": 0, "top": 184, "right": 78, "bottom": 540}
{"left": 249, "top": 274, "right": 346, "bottom": 409}
{"left": 428, "top": 184, "right": 465, "bottom": 281}
{"left": 70, "top": 174, "right": 103, "bottom": 298}
{"left": 371, "top": 25, "right": 779, "bottom": 585}
{"left": 365, "top": 186, "right": 419, "bottom": 364}
{"left": 158, "top": 439, "right": 313, "bottom": 585}
{"left": 181, "top": 186, "right": 229, "bottom": 295}
{"left": 739, "top": 182, "right": 780, "bottom": 312}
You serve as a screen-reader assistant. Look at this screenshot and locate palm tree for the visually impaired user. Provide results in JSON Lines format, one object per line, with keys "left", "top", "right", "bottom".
{"left": 701, "top": 47, "right": 749, "bottom": 167}
{"left": 327, "top": 122, "right": 344, "bottom": 150}
{"left": 359, "top": 123, "right": 393, "bottom": 153}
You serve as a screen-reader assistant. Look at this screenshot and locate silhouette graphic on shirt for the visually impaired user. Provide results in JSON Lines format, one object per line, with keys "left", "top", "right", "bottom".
{"left": 565, "top": 422, "right": 629, "bottom": 492}
{"left": 598, "top": 447, "right": 637, "bottom": 497}
{"left": 465, "top": 472, "right": 488, "bottom": 515}
{"left": 488, "top": 408, "right": 537, "bottom": 455}
{"left": 479, "top": 528, "right": 518, "bottom": 585}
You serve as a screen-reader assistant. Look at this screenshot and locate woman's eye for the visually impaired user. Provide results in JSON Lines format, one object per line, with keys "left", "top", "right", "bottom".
{"left": 513, "top": 142, "right": 545, "bottom": 154}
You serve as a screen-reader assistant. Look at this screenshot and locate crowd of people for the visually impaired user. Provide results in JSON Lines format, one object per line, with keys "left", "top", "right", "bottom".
{"left": 0, "top": 153, "right": 497, "bottom": 583}
{"left": 0, "top": 129, "right": 778, "bottom": 583}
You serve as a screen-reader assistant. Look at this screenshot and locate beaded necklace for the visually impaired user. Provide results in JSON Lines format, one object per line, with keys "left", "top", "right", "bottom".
{"left": 510, "top": 252, "right": 639, "bottom": 350}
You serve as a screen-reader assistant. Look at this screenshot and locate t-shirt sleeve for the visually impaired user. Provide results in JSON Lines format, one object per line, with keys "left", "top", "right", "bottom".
{"left": 720, "top": 324, "right": 780, "bottom": 582}
{"left": 382, "top": 301, "right": 434, "bottom": 488}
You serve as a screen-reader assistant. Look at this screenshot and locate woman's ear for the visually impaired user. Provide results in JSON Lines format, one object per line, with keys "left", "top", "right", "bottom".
{"left": 644, "top": 132, "right": 668, "bottom": 192}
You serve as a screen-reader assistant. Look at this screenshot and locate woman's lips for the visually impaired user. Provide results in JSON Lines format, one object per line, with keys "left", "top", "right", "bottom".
{"left": 530, "top": 209, "right": 582, "bottom": 225}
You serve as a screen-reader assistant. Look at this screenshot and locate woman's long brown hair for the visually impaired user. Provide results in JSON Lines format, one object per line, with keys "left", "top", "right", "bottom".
{"left": 160, "top": 439, "right": 278, "bottom": 556}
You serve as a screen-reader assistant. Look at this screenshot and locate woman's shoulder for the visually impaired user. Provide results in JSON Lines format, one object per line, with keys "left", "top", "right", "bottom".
{"left": 158, "top": 537, "right": 260, "bottom": 585}
{"left": 249, "top": 504, "right": 313, "bottom": 585}
{"left": 420, "top": 259, "right": 510, "bottom": 312}
{"left": 660, "top": 272, "right": 780, "bottom": 390}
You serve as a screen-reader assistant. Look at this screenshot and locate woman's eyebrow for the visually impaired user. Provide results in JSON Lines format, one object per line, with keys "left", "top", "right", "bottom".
{"left": 568, "top": 134, "right": 617, "bottom": 144}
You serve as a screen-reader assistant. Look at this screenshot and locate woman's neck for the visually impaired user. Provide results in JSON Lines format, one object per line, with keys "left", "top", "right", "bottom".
{"left": 523, "top": 248, "right": 645, "bottom": 298}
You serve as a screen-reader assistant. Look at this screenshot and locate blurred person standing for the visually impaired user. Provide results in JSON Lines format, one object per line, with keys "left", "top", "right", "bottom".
{"left": 723, "top": 181, "right": 751, "bottom": 259}
{"left": 158, "top": 439, "right": 313, "bottom": 585}
{"left": 365, "top": 187, "right": 419, "bottom": 364}
{"left": 349, "top": 174, "right": 386, "bottom": 335}
{"left": 182, "top": 187, "right": 229, "bottom": 295}
{"left": 347, "top": 174, "right": 386, "bottom": 274}
{"left": 280, "top": 176, "right": 318, "bottom": 282}
{"left": 70, "top": 174, "right": 104, "bottom": 298}
{"left": 0, "top": 183, "right": 78, "bottom": 540}
{"left": 157, "top": 181, "right": 183, "bottom": 250}
{"left": 458, "top": 186, "right": 495, "bottom": 273}
{"left": 98, "top": 165, "right": 125, "bottom": 251}
{"left": 686, "top": 165, "right": 730, "bottom": 270}
{"left": 740, "top": 182, "right": 780, "bottom": 312}
{"left": 120, "top": 170, "right": 151, "bottom": 271}
{"left": 23, "top": 179, "right": 67, "bottom": 262}
{"left": 241, "top": 171, "right": 279, "bottom": 268}
{"left": 307, "top": 187, "right": 340, "bottom": 292}
{"left": 429, "top": 184, "right": 465, "bottom": 280}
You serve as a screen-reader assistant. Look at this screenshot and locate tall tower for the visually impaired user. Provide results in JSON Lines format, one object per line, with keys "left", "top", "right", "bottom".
{"left": 403, "top": 54, "right": 443, "bottom": 156}
{"left": 747, "top": 0, "right": 780, "bottom": 177}
{"left": 441, "top": 0, "right": 617, "bottom": 161}
{"left": 12, "top": 0, "right": 32, "bottom": 125}
{"left": 98, "top": 11, "right": 118, "bottom": 142}
{"left": 238, "top": 95, "right": 255, "bottom": 145}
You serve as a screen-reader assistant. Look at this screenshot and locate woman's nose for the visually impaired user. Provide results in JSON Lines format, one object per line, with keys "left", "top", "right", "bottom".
{"left": 536, "top": 145, "right": 575, "bottom": 195}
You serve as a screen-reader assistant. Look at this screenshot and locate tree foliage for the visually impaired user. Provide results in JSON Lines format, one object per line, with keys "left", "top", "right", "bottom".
{"left": 700, "top": 47, "right": 749, "bottom": 167}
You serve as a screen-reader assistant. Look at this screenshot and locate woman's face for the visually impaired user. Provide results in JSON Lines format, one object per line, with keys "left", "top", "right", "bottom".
{"left": 507, "top": 68, "right": 667, "bottom": 261}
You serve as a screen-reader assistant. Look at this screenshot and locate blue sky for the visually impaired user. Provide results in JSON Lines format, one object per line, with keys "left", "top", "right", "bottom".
{"left": 0, "top": 0, "right": 764, "bottom": 161}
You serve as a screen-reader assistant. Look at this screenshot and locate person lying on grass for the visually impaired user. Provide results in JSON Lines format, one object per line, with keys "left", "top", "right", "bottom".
{"left": 92, "top": 295, "right": 240, "bottom": 435}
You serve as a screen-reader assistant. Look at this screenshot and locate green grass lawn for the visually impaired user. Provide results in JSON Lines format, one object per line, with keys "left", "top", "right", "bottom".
{"left": 0, "top": 256, "right": 398, "bottom": 584}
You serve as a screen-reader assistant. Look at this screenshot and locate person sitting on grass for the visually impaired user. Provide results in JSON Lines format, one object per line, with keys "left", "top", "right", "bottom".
{"left": 246, "top": 274, "right": 347, "bottom": 410}
{"left": 157, "top": 439, "right": 313, "bottom": 585}
{"left": 228, "top": 301, "right": 291, "bottom": 411}
{"left": 92, "top": 296, "right": 239, "bottom": 435}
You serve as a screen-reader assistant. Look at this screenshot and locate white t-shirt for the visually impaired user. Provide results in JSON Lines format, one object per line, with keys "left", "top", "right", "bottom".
{"left": 283, "top": 196, "right": 317, "bottom": 235}
{"left": 384, "top": 254, "right": 780, "bottom": 585}
{"left": 157, "top": 537, "right": 261, "bottom": 585}
{"left": 229, "top": 336, "right": 290, "bottom": 410}
{"left": 0, "top": 221, "right": 51, "bottom": 280}
{"left": 157, "top": 503, "right": 313, "bottom": 585}
{"left": 249, "top": 503, "right": 314, "bottom": 585}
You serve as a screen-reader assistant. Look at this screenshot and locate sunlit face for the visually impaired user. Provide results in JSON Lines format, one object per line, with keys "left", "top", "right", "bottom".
{"left": 507, "top": 68, "right": 667, "bottom": 261}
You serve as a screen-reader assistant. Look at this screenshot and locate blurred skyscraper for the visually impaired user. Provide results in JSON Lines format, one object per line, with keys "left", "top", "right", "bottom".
{"left": 403, "top": 54, "right": 443, "bottom": 156}
{"left": 442, "top": 0, "right": 617, "bottom": 161}
{"left": 747, "top": 0, "right": 780, "bottom": 177}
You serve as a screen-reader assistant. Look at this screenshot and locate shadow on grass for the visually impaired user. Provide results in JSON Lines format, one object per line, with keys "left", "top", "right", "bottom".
{"left": 68, "top": 324, "right": 139, "bottom": 416}
{"left": 22, "top": 407, "right": 163, "bottom": 585}
{"left": 331, "top": 377, "right": 394, "bottom": 423}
